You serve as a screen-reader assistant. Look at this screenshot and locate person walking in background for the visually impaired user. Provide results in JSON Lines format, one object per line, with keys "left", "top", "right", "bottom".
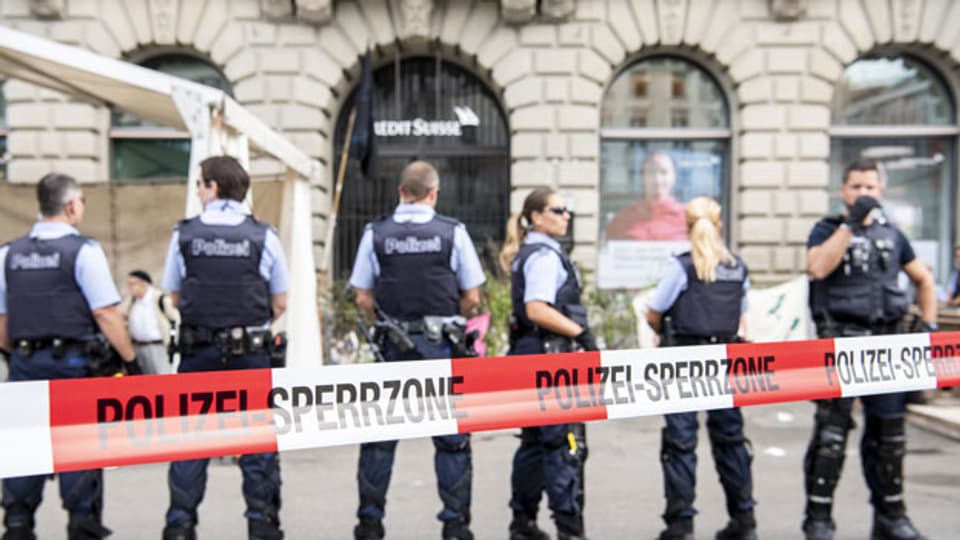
{"left": 160, "top": 156, "right": 288, "bottom": 540}
{"left": 124, "top": 269, "right": 178, "bottom": 374}
{"left": 0, "top": 172, "right": 139, "bottom": 540}
{"left": 349, "top": 160, "right": 485, "bottom": 540}
{"left": 803, "top": 159, "right": 936, "bottom": 540}
{"left": 645, "top": 197, "right": 757, "bottom": 540}
{"left": 500, "top": 187, "right": 596, "bottom": 540}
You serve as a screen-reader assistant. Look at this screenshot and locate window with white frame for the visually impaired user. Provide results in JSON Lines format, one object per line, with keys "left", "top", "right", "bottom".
{"left": 111, "top": 54, "right": 232, "bottom": 182}
{"left": 830, "top": 54, "right": 956, "bottom": 280}
{"left": 598, "top": 56, "right": 732, "bottom": 289}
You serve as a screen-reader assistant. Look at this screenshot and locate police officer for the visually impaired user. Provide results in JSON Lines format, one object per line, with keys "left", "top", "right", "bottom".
{"left": 349, "top": 161, "right": 485, "bottom": 540}
{"left": 803, "top": 159, "right": 936, "bottom": 540}
{"left": 645, "top": 197, "right": 756, "bottom": 540}
{"left": 160, "top": 156, "right": 288, "bottom": 540}
{"left": 499, "top": 187, "right": 595, "bottom": 540}
{"left": 0, "top": 173, "right": 139, "bottom": 540}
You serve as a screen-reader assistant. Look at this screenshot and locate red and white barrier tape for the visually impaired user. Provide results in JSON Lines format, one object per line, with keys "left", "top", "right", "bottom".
{"left": 2, "top": 331, "right": 959, "bottom": 479}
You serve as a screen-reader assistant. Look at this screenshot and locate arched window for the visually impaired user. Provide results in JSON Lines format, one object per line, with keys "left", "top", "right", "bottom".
{"left": 830, "top": 55, "right": 956, "bottom": 279}
{"left": 598, "top": 56, "right": 731, "bottom": 288}
{"left": 331, "top": 56, "right": 510, "bottom": 279}
{"left": 111, "top": 54, "right": 232, "bottom": 182}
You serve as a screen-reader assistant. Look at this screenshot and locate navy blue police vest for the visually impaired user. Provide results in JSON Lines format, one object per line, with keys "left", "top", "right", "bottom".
{"left": 177, "top": 215, "right": 272, "bottom": 328}
{"left": 666, "top": 252, "right": 747, "bottom": 339}
{"left": 809, "top": 218, "right": 908, "bottom": 326}
{"left": 511, "top": 242, "right": 586, "bottom": 334}
{"left": 372, "top": 214, "right": 460, "bottom": 320}
{"left": 4, "top": 234, "right": 98, "bottom": 340}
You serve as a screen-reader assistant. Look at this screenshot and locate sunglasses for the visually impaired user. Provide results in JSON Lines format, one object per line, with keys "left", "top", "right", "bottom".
{"left": 546, "top": 206, "right": 570, "bottom": 216}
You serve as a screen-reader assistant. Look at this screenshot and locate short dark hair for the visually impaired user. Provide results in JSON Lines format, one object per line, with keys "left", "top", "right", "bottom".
{"left": 128, "top": 270, "right": 152, "bottom": 284}
{"left": 842, "top": 158, "right": 882, "bottom": 184}
{"left": 36, "top": 172, "right": 80, "bottom": 217}
{"left": 200, "top": 156, "right": 249, "bottom": 202}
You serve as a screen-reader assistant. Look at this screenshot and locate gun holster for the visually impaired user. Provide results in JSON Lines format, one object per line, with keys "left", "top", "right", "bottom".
{"left": 85, "top": 337, "right": 122, "bottom": 377}
{"left": 542, "top": 334, "right": 574, "bottom": 354}
{"left": 439, "top": 318, "right": 477, "bottom": 358}
{"left": 268, "top": 332, "right": 287, "bottom": 368}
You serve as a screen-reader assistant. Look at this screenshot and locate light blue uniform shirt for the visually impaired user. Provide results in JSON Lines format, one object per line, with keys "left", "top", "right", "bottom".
{"left": 162, "top": 199, "right": 289, "bottom": 294}
{"left": 515, "top": 231, "right": 571, "bottom": 305}
{"left": 648, "top": 256, "right": 750, "bottom": 314}
{"left": 349, "top": 203, "right": 486, "bottom": 291}
{"left": 0, "top": 221, "right": 121, "bottom": 314}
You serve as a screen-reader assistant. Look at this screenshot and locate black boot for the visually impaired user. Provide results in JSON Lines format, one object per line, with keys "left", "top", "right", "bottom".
{"left": 162, "top": 523, "right": 197, "bottom": 540}
{"left": 716, "top": 510, "right": 756, "bottom": 540}
{"left": 354, "top": 518, "right": 384, "bottom": 540}
{"left": 66, "top": 514, "right": 111, "bottom": 540}
{"left": 801, "top": 517, "right": 834, "bottom": 540}
{"left": 249, "top": 519, "right": 284, "bottom": 540}
{"left": 871, "top": 513, "right": 927, "bottom": 540}
{"left": 441, "top": 519, "right": 473, "bottom": 540}
{"left": 2, "top": 508, "right": 36, "bottom": 540}
{"left": 555, "top": 511, "right": 588, "bottom": 540}
{"left": 658, "top": 517, "right": 693, "bottom": 540}
{"left": 509, "top": 511, "right": 548, "bottom": 540}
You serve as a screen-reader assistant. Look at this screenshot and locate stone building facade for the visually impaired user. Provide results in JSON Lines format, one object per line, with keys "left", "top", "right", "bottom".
{"left": 1, "top": 0, "right": 957, "bottom": 286}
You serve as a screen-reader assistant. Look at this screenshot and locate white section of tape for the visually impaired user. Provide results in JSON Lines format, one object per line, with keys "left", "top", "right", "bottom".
{"left": 0, "top": 380, "right": 53, "bottom": 477}
{"left": 602, "top": 345, "right": 734, "bottom": 419}
{"left": 832, "top": 333, "right": 936, "bottom": 397}
{"left": 273, "top": 360, "right": 458, "bottom": 452}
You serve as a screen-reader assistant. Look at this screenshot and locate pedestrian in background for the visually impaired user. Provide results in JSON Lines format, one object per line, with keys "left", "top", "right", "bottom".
{"left": 0, "top": 172, "right": 139, "bottom": 539}
{"left": 803, "top": 159, "right": 935, "bottom": 540}
{"left": 500, "top": 187, "right": 595, "bottom": 540}
{"left": 349, "top": 160, "right": 485, "bottom": 540}
{"left": 645, "top": 196, "right": 757, "bottom": 540}
{"left": 160, "top": 156, "right": 288, "bottom": 540}
{"left": 124, "top": 269, "right": 178, "bottom": 374}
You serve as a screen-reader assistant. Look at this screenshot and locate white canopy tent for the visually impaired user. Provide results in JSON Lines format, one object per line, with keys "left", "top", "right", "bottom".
{"left": 0, "top": 25, "right": 323, "bottom": 367}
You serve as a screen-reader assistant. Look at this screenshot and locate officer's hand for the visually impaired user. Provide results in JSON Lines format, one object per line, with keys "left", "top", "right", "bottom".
{"left": 125, "top": 359, "right": 143, "bottom": 376}
{"left": 574, "top": 329, "right": 599, "bottom": 352}
{"left": 845, "top": 195, "right": 881, "bottom": 228}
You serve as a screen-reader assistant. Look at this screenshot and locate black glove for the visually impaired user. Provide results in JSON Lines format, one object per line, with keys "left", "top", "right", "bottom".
{"left": 917, "top": 321, "right": 939, "bottom": 333}
{"left": 574, "top": 329, "right": 599, "bottom": 352}
{"left": 125, "top": 359, "right": 143, "bottom": 376}
{"left": 845, "top": 195, "right": 881, "bottom": 228}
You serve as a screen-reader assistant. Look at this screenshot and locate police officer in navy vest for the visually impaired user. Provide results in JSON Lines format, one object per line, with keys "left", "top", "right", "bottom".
{"left": 499, "top": 187, "right": 596, "bottom": 540}
{"left": 645, "top": 197, "right": 756, "bottom": 540}
{"left": 802, "top": 159, "right": 936, "bottom": 540}
{"left": 0, "top": 173, "right": 139, "bottom": 540}
{"left": 349, "top": 161, "right": 485, "bottom": 540}
{"left": 160, "top": 156, "right": 289, "bottom": 540}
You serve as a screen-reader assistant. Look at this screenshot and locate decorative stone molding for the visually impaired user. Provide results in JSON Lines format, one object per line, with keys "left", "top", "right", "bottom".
{"left": 149, "top": 0, "right": 179, "bottom": 44}
{"left": 501, "top": 0, "right": 536, "bottom": 23}
{"left": 540, "top": 0, "right": 575, "bottom": 20}
{"left": 395, "top": 0, "right": 433, "bottom": 39}
{"left": 29, "top": 0, "right": 64, "bottom": 19}
{"left": 296, "top": 0, "right": 333, "bottom": 24}
{"left": 769, "top": 0, "right": 807, "bottom": 21}
{"left": 261, "top": 0, "right": 294, "bottom": 19}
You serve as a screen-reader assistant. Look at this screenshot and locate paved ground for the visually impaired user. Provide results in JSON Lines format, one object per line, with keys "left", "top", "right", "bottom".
{"left": 27, "top": 399, "right": 960, "bottom": 539}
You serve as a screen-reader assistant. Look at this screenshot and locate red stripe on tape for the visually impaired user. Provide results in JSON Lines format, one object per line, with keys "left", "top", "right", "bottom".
{"left": 49, "top": 370, "right": 277, "bottom": 472}
{"left": 929, "top": 331, "right": 960, "bottom": 389}
{"left": 451, "top": 352, "right": 606, "bottom": 433}
{"left": 729, "top": 338, "right": 838, "bottom": 407}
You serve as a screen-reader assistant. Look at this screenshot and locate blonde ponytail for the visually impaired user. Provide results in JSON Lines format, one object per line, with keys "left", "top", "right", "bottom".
{"left": 686, "top": 197, "right": 732, "bottom": 283}
{"left": 499, "top": 214, "right": 526, "bottom": 273}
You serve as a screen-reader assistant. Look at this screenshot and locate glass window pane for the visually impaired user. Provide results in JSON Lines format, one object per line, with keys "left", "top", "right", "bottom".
{"left": 598, "top": 140, "right": 729, "bottom": 288}
{"left": 829, "top": 137, "right": 954, "bottom": 280}
{"left": 832, "top": 57, "right": 954, "bottom": 126}
{"left": 111, "top": 139, "right": 191, "bottom": 182}
{"left": 113, "top": 55, "right": 232, "bottom": 128}
{"left": 601, "top": 57, "right": 729, "bottom": 129}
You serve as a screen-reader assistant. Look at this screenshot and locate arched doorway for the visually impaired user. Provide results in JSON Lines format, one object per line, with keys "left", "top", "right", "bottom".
{"left": 332, "top": 56, "right": 510, "bottom": 279}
